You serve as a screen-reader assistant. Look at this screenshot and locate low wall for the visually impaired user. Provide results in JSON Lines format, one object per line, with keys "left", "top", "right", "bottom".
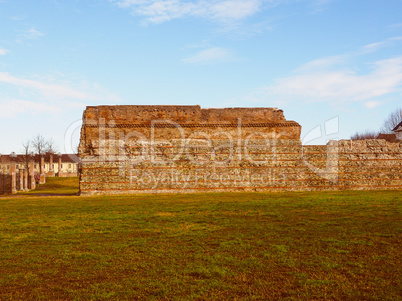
{"left": 79, "top": 139, "right": 402, "bottom": 195}
{"left": 0, "top": 173, "right": 12, "bottom": 194}
{"left": 0, "top": 165, "right": 35, "bottom": 194}
{"left": 58, "top": 172, "right": 79, "bottom": 178}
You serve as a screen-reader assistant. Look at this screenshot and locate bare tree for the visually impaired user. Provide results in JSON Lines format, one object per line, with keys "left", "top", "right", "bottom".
{"left": 21, "top": 139, "right": 33, "bottom": 171}
{"left": 350, "top": 130, "right": 379, "bottom": 140}
{"left": 381, "top": 107, "right": 402, "bottom": 133}
{"left": 32, "top": 134, "right": 47, "bottom": 158}
{"left": 30, "top": 134, "right": 59, "bottom": 174}
{"left": 46, "top": 138, "right": 58, "bottom": 155}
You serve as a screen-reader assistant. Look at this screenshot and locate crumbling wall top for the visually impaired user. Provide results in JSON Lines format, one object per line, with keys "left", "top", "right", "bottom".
{"left": 83, "top": 105, "right": 289, "bottom": 125}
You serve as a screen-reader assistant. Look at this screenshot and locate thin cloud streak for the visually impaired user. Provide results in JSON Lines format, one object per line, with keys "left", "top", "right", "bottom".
{"left": 113, "top": 0, "right": 265, "bottom": 24}
{"left": 0, "top": 72, "right": 122, "bottom": 102}
{"left": 182, "top": 47, "right": 233, "bottom": 63}
{"left": 246, "top": 37, "right": 402, "bottom": 106}
{"left": 0, "top": 72, "right": 90, "bottom": 100}
{"left": 266, "top": 56, "right": 402, "bottom": 102}
{"left": 0, "top": 99, "right": 59, "bottom": 118}
{"left": 361, "top": 36, "right": 402, "bottom": 54}
{"left": 23, "top": 27, "right": 45, "bottom": 39}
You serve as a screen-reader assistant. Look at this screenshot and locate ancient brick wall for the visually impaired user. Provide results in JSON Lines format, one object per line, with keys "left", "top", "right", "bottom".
{"left": 78, "top": 106, "right": 402, "bottom": 195}
{"left": 302, "top": 140, "right": 402, "bottom": 190}
{"left": 0, "top": 173, "right": 12, "bottom": 194}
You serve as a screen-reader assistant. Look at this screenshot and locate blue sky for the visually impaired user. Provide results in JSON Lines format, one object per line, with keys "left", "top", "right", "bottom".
{"left": 0, "top": 0, "right": 401, "bottom": 153}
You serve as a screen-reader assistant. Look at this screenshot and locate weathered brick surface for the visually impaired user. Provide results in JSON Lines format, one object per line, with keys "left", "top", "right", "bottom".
{"left": 78, "top": 106, "right": 402, "bottom": 195}
{"left": 0, "top": 173, "right": 12, "bottom": 194}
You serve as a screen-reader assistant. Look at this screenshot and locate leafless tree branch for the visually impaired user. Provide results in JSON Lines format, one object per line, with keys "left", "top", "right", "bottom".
{"left": 381, "top": 107, "right": 402, "bottom": 133}
{"left": 350, "top": 130, "right": 379, "bottom": 140}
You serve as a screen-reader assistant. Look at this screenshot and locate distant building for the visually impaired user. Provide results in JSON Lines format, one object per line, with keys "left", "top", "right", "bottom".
{"left": 0, "top": 154, "right": 79, "bottom": 177}
{"left": 392, "top": 121, "right": 402, "bottom": 140}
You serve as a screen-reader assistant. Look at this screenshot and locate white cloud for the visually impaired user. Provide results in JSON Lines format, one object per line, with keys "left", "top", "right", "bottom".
{"left": 182, "top": 47, "right": 233, "bottom": 63}
{"left": 361, "top": 36, "right": 402, "bottom": 54}
{"left": 364, "top": 100, "right": 381, "bottom": 109}
{"left": 0, "top": 48, "right": 9, "bottom": 55}
{"left": 209, "top": 0, "right": 262, "bottom": 20}
{"left": 295, "top": 55, "right": 349, "bottom": 72}
{"left": 0, "top": 72, "right": 122, "bottom": 124}
{"left": 21, "top": 27, "right": 45, "bottom": 40}
{"left": 0, "top": 72, "right": 90, "bottom": 100}
{"left": 113, "top": 0, "right": 264, "bottom": 24}
{"left": 0, "top": 99, "right": 59, "bottom": 118}
{"left": 0, "top": 72, "right": 123, "bottom": 103}
{"left": 266, "top": 56, "right": 402, "bottom": 102}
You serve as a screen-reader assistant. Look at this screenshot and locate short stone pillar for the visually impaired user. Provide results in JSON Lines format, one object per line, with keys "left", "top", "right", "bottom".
{"left": 40, "top": 157, "right": 46, "bottom": 184}
{"left": 10, "top": 163, "right": 17, "bottom": 194}
{"left": 40, "top": 174, "right": 46, "bottom": 184}
{"left": 48, "top": 154, "right": 55, "bottom": 177}
{"left": 23, "top": 169, "right": 29, "bottom": 191}
{"left": 40, "top": 157, "right": 44, "bottom": 174}
{"left": 29, "top": 161, "right": 36, "bottom": 190}
{"left": 19, "top": 169, "right": 24, "bottom": 191}
{"left": 58, "top": 157, "right": 62, "bottom": 177}
{"left": 49, "top": 154, "right": 53, "bottom": 171}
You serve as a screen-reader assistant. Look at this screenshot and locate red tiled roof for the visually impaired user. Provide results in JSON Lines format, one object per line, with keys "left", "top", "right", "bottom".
{"left": 0, "top": 154, "right": 79, "bottom": 163}
{"left": 59, "top": 154, "right": 80, "bottom": 163}
{"left": 377, "top": 133, "right": 397, "bottom": 143}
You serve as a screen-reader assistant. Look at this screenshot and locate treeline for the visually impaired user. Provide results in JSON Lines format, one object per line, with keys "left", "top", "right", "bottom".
{"left": 350, "top": 108, "right": 402, "bottom": 140}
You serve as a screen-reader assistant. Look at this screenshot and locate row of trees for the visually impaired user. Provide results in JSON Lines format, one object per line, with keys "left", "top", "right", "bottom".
{"left": 351, "top": 108, "right": 402, "bottom": 140}
{"left": 21, "top": 135, "right": 58, "bottom": 171}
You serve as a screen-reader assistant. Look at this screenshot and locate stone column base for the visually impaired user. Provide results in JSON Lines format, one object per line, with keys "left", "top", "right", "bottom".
{"left": 40, "top": 174, "right": 46, "bottom": 184}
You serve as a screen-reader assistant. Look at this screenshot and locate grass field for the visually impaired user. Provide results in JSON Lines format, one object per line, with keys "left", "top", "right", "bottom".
{"left": 0, "top": 178, "right": 401, "bottom": 300}
{"left": 17, "top": 177, "right": 79, "bottom": 196}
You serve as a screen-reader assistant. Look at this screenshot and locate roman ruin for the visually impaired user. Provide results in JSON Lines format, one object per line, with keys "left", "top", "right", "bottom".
{"left": 78, "top": 105, "right": 402, "bottom": 195}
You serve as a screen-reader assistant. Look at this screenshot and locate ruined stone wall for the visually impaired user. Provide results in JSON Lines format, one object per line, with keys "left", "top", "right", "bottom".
{"left": 302, "top": 140, "right": 402, "bottom": 190}
{"left": 0, "top": 173, "right": 12, "bottom": 194}
{"left": 78, "top": 106, "right": 402, "bottom": 195}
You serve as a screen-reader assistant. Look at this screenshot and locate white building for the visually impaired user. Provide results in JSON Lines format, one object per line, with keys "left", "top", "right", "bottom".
{"left": 0, "top": 154, "right": 79, "bottom": 177}
{"left": 392, "top": 121, "right": 402, "bottom": 141}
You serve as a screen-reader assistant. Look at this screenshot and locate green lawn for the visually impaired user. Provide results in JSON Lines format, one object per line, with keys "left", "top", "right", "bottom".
{"left": 17, "top": 177, "right": 79, "bottom": 196}
{"left": 0, "top": 185, "right": 401, "bottom": 300}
